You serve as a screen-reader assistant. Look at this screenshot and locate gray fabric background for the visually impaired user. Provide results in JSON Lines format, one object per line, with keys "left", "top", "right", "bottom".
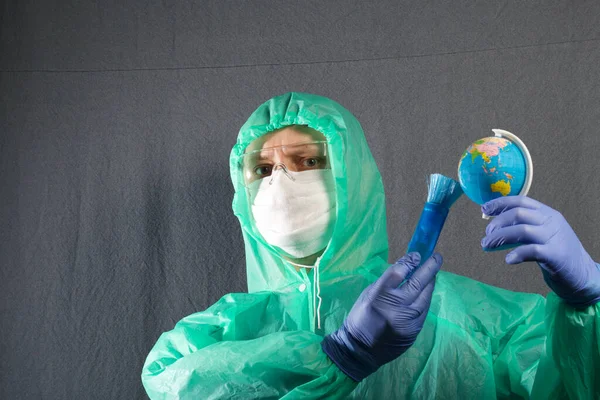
{"left": 1, "top": 1, "right": 599, "bottom": 399}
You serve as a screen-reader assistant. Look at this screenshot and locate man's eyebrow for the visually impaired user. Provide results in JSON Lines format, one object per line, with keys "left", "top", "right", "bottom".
{"left": 250, "top": 145, "right": 323, "bottom": 161}
{"left": 256, "top": 154, "right": 271, "bottom": 161}
{"left": 249, "top": 152, "right": 272, "bottom": 162}
{"left": 283, "top": 145, "right": 322, "bottom": 156}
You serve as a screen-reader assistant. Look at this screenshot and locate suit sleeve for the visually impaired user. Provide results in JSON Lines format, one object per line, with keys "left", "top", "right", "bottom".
{"left": 141, "top": 291, "right": 357, "bottom": 399}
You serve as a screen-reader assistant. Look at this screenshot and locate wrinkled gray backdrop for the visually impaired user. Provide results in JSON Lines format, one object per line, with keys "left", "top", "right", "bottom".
{"left": 1, "top": 1, "right": 599, "bottom": 399}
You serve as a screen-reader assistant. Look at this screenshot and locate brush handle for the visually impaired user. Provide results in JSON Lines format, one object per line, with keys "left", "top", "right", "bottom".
{"left": 407, "top": 202, "right": 449, "bottom": 264}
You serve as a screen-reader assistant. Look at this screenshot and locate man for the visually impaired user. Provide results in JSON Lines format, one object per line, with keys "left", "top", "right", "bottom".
{"left": 142, "top": 92, "right": 600, "bottom": 399}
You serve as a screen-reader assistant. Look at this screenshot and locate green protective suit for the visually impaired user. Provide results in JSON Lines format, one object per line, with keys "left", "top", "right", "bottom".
{"left": 142, "top": 92, "right": 600, "bottom": 399}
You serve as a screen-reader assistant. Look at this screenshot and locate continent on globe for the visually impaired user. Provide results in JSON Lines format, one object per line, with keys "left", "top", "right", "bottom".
{"left": 491, "top": 180, "right": 511, "bottom": 196}
{"left": 463, "top": 137, "right": 509, "bottom": 164}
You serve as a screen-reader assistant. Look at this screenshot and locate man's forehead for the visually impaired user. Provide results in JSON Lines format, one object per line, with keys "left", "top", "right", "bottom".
{"left": 246, "top": 125, "right": 326, "bottom": 152}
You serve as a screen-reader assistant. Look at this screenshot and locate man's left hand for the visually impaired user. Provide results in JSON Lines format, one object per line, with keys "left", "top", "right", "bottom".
{"left": 480, "top": 196, "right": 600, "bottom": 308}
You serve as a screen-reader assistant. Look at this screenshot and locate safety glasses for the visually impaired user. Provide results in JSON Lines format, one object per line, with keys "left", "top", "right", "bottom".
{"left": 241, "top": 141, "right": 330, "bottom": 186}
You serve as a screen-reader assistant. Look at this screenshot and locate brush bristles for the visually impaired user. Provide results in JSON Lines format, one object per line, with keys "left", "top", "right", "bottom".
{"left": 426, "top": 173, "right": 464, "bottom": 207}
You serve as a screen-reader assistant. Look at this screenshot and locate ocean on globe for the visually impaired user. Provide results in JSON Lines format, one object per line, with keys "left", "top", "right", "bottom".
{"left": 458, "top": 136, "right": 527, "bottom": 205}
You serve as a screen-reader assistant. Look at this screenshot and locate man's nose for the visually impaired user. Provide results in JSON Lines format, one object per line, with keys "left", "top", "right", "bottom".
{"left": 270, "top": 162, "right": 296, "bottom": 184}
{"left": 272, "top": 154, "right": 299, "bottom": 172}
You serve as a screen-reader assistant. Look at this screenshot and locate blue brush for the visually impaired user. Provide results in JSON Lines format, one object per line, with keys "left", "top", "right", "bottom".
{"left": 407, "top": 174, "right": 463, "bottom": 264}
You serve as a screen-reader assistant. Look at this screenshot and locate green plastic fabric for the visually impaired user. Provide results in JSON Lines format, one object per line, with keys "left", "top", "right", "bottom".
{"left": 142, "top": 92, "right": 600, "bottom": 399}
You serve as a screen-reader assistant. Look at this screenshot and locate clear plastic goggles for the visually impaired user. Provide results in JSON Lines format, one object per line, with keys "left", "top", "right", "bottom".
{"left": 241, "top": 141, "right": 330, "bottom": 186}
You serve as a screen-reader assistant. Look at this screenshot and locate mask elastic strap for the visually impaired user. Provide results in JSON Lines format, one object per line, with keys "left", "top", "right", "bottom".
{"left": 286, "top": 260, "right": 314, "bottom": 269}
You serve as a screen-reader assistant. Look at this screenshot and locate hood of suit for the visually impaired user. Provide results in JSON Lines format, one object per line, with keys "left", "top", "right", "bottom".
{"left": 230, "top": 92, "right": 388, "bottom": 293}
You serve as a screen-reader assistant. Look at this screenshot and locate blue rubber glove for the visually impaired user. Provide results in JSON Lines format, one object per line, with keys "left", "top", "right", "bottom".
{"left": 481, "top": 196, "right": 600, "bottom": 308}
{"left": 321, "top": 252, "right": 442, "bottom": 382}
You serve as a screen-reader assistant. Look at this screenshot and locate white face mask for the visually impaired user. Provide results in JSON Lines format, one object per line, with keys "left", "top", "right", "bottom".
{"left": 248, "top": 169, "right": 336, "bottom": 260}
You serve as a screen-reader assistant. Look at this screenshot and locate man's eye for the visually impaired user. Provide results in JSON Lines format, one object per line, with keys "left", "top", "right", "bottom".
{"left": 303, "top": 158, "right": 320, "bottom": 168}
{"left": 253, "top": 165, "right": 273, "bottom": 176}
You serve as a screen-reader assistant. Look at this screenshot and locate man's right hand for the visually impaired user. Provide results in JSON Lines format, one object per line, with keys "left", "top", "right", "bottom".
{"left": 321, "top": 252, "right": 442, "bottom": 382}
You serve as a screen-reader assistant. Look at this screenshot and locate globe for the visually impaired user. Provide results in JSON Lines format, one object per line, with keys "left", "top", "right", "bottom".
{"left": 458, "top": 130, "right": 532, "bottom": 205}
